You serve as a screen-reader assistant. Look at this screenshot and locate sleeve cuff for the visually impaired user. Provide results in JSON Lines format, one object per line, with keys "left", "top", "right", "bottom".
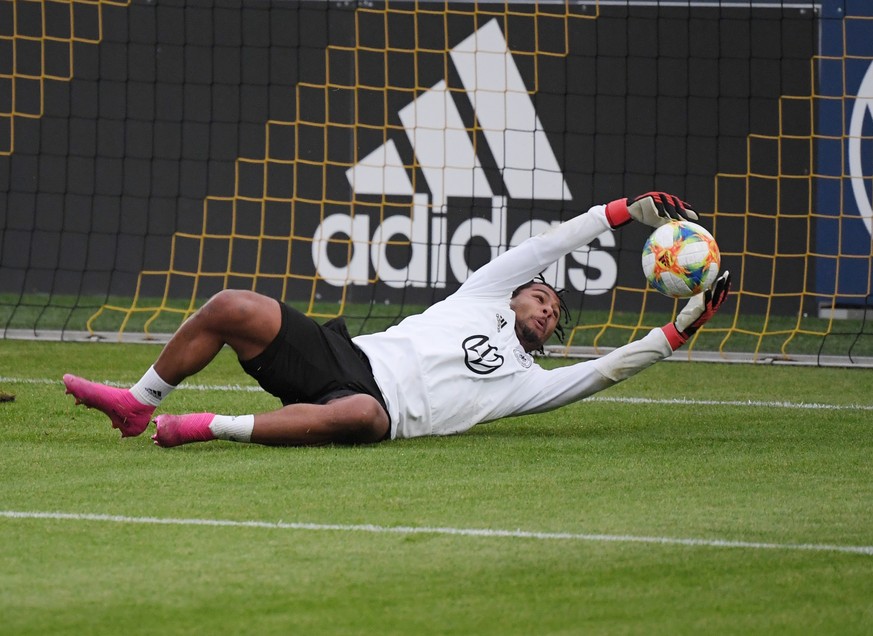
{"left": 661, "top": 323, "right": 688, "bottom": 350}
{"left": 604, "top": 198, "right": 632, "bottom": 228}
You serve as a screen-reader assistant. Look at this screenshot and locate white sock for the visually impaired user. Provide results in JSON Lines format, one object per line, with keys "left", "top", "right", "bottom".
{"left": 129, "top": 366, "right": 176, "bottom": 407}
{"left": 209, "top": 414, "right": 255, "bottom": 443}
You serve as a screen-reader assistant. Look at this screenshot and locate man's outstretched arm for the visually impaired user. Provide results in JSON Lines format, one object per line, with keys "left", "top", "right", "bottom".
{"left": 461, "top": 192, "right": 700, "bottom": 298}
{"left": 510, "top": 271, "right": 732, "bottom": 415}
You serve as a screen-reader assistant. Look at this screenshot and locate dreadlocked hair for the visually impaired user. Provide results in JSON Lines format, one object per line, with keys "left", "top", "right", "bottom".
{"left": 511, "top": 274, "right": 571, "bottom": 347}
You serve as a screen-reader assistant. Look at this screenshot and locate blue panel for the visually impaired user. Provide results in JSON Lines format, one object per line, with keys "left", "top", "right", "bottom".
{"left": 816, "top": 0, "right": 873, "bottom": 304}
{"left": 845, "top": 0, "right": 873, "bottom": 19}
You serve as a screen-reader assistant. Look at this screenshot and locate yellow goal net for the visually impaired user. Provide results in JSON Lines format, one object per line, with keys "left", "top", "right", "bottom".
{"left": 2, "top": 1, "right": 872, "bottom": 365}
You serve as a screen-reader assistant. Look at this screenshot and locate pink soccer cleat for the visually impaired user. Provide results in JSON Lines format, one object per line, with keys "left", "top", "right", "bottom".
{"left": 63, "top": 374, "right": 155, "bottom": 438}
{"left": 152, "top": 413, "right": 216, "bottom": 448}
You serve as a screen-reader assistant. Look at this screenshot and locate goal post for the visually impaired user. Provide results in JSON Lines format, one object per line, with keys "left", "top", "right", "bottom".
{"left": 1, "top": 0, "right": 872, "bottom": 366}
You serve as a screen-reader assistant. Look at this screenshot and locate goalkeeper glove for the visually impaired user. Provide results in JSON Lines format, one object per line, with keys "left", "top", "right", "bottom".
{"left": 605, "top": 192, "right": 699, "bottom": 229}
{"left": 662, "top": 270, "right": 732, "bottom": 350}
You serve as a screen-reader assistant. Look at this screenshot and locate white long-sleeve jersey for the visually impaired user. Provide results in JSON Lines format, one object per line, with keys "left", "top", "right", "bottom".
{"left": 353, "top": 205, "right": 674, "bottom": 439}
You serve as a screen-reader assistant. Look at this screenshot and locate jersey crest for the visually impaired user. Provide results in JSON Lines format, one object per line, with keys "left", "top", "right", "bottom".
{"left": 513, "top": 346, "right": 533, "bottom": 368}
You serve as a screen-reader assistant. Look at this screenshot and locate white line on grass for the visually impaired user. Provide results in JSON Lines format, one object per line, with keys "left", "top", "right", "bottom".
{"left": 586, "top": 396, "right": 873, "bottom": 411}
{"left": 1, "top": 510, "right": 871, "bottom": 556}
{"left": 5, "top": 375, "right": 873, "bottom": 411}
{"left": 1, "top": 376, "right": 263, "bottom": 393}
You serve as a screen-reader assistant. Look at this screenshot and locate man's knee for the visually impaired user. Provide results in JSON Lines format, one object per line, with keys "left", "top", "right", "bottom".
{"left": 195, "top": 290, "right": 281, "bottom": 359}
{"left": 200, "top": 290, "right": 261, "bottom": 325}
{"left": 330, "top": 394, "right": 390, "bottom": 444}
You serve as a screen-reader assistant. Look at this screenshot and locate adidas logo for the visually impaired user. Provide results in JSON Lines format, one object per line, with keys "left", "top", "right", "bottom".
{"left": 346, "top": 19, "right": 570, "bottom": 204}
{"left": 311, "top": 19, "right": 617, "bottom": 294}
{"left": 496, "top": 314, "right": 507, "bottom": 331}
{"left": 144, "top": 388, "right": 163, "bottom": 400}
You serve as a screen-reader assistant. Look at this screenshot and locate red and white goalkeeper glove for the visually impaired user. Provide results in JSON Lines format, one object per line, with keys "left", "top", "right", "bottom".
{"left": 662, "top": 270, "right": 732, "bottom": 350}
{"left": 605, "top": 192, "right": 699, "bottom": 229}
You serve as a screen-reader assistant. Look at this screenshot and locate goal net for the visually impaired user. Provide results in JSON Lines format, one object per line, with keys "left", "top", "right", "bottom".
{"left": 1, "top": 0, "right": 872, "bottom": 365}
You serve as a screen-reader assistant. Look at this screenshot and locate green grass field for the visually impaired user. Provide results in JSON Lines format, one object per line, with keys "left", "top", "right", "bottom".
{"left": 1, "top": 339, "right": 872, "bottom": 635}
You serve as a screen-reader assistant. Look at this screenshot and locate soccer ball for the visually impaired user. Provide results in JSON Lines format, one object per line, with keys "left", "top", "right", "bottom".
{"left": 641, "top": 220, "right": 721, "bottom": 298}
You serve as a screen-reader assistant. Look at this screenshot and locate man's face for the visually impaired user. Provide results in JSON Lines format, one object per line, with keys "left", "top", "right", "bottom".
{"left": 509, "top": 283, "right": 561, "bottom": 352}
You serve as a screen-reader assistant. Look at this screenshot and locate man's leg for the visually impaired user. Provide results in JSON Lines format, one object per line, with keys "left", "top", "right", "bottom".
{"left": 64, "top": 290, "right": 282, "bottom": 437}
{"left": 151, "top": 289, "right": 282, "bottom": 385}
{"left": 152, "top": 393, "right": 390, "bottom": 447}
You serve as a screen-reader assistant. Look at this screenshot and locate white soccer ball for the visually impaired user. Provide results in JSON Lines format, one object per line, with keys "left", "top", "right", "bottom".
{"left": 641, "top": 220, "right": 721, "bottom": 298}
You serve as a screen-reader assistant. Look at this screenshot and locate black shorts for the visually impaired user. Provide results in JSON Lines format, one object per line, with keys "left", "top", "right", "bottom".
{"left": 239, "top": 301, "right": 388, "bottom": 418}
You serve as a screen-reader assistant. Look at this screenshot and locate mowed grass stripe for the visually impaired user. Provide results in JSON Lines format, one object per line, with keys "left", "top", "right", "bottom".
{"left": 2, "top": 510, "right": 872, "bottom": 556}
